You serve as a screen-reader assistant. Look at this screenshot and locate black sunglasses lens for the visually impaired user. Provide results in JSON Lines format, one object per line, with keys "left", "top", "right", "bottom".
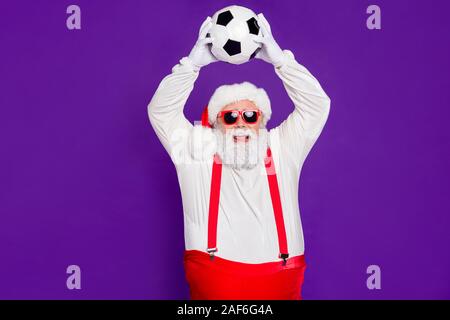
{"left": 224, "top": 112, "right": 238, "bottom": 124}
{"left": 243, "top": 111, "right": 258, "bottom": 123}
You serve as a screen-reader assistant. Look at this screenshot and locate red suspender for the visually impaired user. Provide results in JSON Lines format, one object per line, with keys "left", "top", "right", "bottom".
{"left": 206, "top": 154, "right": 222, "bottom": 257}
{"left": 206, "top": 148, "right": 290, "bottom": 264}
{"left": 264, "top": 148, "right": 289, "bottom": 264}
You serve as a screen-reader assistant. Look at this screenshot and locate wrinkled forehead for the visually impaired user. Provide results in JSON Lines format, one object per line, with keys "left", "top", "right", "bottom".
{"left": 220, "top": 99, "right": 258, "bottom": 111}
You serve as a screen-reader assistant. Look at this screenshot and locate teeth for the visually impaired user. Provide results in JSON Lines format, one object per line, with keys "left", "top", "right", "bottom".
{"left": 233, "top": 135, "right": 250, "bottom": 142}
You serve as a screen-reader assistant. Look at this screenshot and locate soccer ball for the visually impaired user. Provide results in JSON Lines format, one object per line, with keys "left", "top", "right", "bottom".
{"left": 208, "top": 5, "right": 261, "bottom": 65}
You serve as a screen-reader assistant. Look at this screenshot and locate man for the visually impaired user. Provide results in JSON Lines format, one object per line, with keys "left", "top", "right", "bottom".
{"left": 148, "top": 14, "right": 330, "bottom": 300}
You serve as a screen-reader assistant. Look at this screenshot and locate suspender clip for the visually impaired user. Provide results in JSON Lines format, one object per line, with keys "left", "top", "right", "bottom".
{"left": 207, "top": 248, "right": 218, "bottom": 260}
{"left": 279, "top": 253, "right": 289, "bottom": 266}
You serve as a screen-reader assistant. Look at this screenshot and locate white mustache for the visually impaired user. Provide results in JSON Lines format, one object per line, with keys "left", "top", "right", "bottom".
{"left": 227, "top": 128, "right": 256, "bottom": 138}
{"left": 215, "top": 128, "right": 268, "bottom": 170}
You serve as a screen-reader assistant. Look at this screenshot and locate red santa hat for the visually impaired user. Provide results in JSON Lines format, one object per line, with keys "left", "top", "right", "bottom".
{"left": 205, "top": 82, "right": 272, "bottom": 127}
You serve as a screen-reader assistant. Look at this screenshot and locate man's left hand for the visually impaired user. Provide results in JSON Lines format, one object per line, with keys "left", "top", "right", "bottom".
{"left": 254, "top": 13, "right": 286, "bottom": 68}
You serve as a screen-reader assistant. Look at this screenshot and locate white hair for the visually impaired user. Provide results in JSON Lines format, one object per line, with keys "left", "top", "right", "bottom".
{"left": 208, "top": 82, "right": 272, "bottom": 127}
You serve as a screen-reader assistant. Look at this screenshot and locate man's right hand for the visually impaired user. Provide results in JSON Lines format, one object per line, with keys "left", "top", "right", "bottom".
{"left": 188, "top": 17, "right": 218, "bottom": 70}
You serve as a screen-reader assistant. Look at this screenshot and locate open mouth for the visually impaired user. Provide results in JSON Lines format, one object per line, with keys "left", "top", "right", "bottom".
{"left": 233, "top": 135, "right": 250, "bottom": 143}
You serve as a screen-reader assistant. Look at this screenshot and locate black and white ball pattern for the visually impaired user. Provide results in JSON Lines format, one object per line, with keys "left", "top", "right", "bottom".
{"left": 209, "top": 6, "right": 261, "bottom": 65}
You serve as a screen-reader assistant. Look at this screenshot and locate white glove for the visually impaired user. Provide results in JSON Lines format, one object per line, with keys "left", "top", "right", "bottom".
{"left": 254, "top": 13, "right": 286, "bottom": 68}
{"left": 188, "top": 17, "right": 218, "bottom": 70}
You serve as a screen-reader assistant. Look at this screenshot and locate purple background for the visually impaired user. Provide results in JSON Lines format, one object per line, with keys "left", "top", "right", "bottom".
{"left": 1, "top": 0, "right": 449, "bottom": 299}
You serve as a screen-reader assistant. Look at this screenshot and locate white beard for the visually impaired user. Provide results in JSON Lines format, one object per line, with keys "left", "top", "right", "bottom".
{"left": 215, "top": 127, "right": 268, "bottom": 170}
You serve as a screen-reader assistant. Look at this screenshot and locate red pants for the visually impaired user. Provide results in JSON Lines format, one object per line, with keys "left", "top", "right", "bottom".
{"left": 184, "top": 250, "right": 307, "bottom": 300}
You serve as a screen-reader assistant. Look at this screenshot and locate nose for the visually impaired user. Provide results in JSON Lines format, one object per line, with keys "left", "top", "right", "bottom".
{"left": 233, "top": 124, "right": 247, "bottom": 130}
{"left": 234, "top": 115, "right": 246, "bottom": 128}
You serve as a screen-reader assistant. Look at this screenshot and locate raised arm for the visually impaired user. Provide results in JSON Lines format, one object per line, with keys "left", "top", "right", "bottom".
{"left": 273, "top": 50, "right": 330, "bottom": 163}
{"left": 148, "top": 17, "right": 217, "bottom": 155}
{"left": 254, "top": 14, "right": 330, "bottom": 165}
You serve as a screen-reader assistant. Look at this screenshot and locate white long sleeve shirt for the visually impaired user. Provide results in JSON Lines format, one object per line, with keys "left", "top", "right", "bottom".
{"left": 148, "top": 50, "right": 330, "bottom": 263}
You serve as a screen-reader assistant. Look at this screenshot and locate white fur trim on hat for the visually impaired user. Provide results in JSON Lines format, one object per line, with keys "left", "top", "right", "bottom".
{"left": 208, "top": 82, "right": 271, "bottom": 127}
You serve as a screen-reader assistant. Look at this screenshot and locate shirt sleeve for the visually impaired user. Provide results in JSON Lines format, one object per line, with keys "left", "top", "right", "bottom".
{"left": 270, "top": 50, "right": 331, "bottom": 168}
{"left": 147, "top": 57, "right": 200, "bottom": 158}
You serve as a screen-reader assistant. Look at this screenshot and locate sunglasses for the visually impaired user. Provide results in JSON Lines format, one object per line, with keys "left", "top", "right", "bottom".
{"left": 217, "top": 110, "right": 261, "bottom": 125}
